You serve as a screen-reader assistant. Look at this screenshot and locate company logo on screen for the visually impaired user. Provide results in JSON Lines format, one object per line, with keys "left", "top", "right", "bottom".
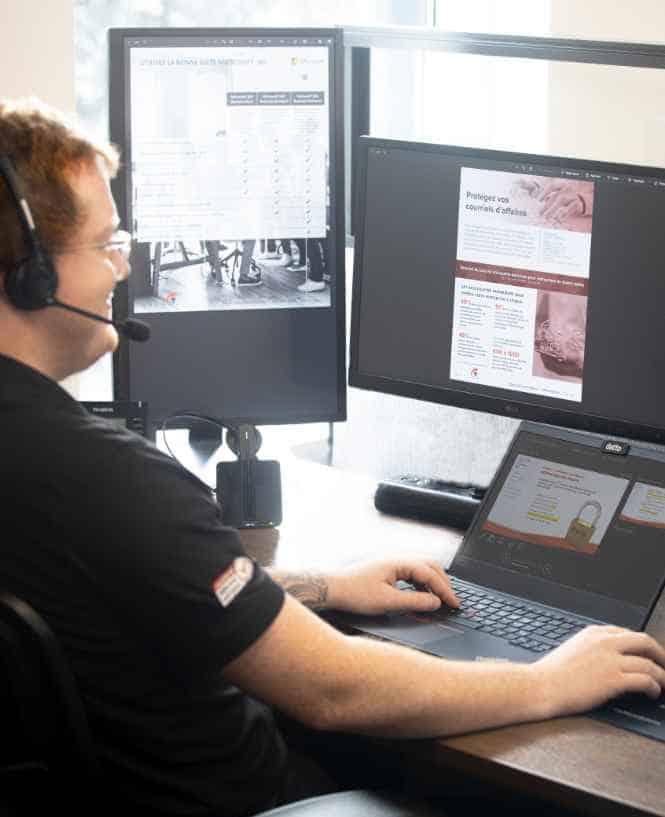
{"left": 602, "top": 440, "right": 630, "bottom": 456}
{"left": 290, "top": 56, "right": 325, "bottom": 65}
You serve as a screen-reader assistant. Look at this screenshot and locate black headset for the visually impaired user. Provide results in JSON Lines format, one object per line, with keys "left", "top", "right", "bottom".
{"left": 0, "top": 154, "right": 150, "bottom": 342}
{"left": 0, "top": 155, "right": 59, "bottom": 310}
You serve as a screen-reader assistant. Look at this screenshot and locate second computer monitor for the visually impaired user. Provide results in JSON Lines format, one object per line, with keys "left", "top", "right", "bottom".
{"left": 351, "top": 137, "right": 665, "bottom": 444}
{"left": 109, "top": 28, "right": 346, "bottom": 431}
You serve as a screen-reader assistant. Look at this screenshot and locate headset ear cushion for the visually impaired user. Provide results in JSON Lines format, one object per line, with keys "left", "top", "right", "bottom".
{"left": 226, "top": 426, "right": 262, "bottom": 458}
{"left": 4, "top": 253, "right": 57, "bottom": 310}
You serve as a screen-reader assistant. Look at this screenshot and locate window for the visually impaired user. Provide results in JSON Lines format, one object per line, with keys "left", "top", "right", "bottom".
{"left": 74, "top": 2, "right": 665, "bottom": 482}
{"left": 76, "top": 0, "right": 427, "bottom": 138}
{"left": 74, "top": 0, "right": 427, "bottom": 401}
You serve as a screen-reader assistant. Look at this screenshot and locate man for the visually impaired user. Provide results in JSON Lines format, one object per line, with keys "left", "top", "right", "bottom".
{"left": 278, "top": 238, "right": 328, "bottom": 293}
{"left": 1, "top": 98, "right": 665, "bottom": 817}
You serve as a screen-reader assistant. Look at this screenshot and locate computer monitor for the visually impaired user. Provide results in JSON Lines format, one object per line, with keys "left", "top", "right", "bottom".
{"left": 350, "top": 136, "right": 665, "bottom": 446}
{"left": 109, "top": 28, "right": 346, "bottom": 435}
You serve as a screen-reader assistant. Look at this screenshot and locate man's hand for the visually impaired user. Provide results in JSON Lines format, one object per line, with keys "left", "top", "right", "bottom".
{"left": 539, "top": 189, "right": 584, "bottom": 221}
{"left": 534, "top": 625, "right": 665, "bottom": 718}
{"left": 511, "top": 177, "right": 591, "bottom": 223}
{"left": 511, "top": 176, "right": 542, "bottom": 198}
{"left": 326, "top": 556, "right": 459, "bottom": 615}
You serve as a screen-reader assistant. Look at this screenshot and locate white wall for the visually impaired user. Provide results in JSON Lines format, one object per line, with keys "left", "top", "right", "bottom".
{"left": 4, "top": 0, "right": 80, "bottom": 396}
{"left": 3, "top": 0, "right": 75, "bottom": 110}
{"left": 549, "top": 1, "right": 665, "bottom": 43}
{"left": 547, "top": 1, "right": 665, "bottom": 168}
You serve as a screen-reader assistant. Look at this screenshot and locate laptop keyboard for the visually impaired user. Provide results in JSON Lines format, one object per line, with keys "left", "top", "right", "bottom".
{"left": 428, "top": 576, "right": 588, "bottom": 654}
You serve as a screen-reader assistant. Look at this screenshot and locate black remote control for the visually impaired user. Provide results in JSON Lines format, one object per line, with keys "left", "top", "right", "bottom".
{"left": 374, "top": 475, "right": 486, "bottom": 531}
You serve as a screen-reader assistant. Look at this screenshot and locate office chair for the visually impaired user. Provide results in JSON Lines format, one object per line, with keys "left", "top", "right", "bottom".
{"left": 0, "top": 592, "right": 438, "bottom": 817}
{"left": 0, "top": 591, "right": 101, "bottom": 816}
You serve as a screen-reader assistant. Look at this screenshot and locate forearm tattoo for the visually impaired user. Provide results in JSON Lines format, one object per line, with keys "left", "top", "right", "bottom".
{"left": 274, "top": 572, "right": 329, "bottom": 609}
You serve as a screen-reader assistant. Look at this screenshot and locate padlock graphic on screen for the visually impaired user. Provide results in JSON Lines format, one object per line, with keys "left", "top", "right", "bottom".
{"left": 565, "top": 500, "right": 602, "bottom": 550}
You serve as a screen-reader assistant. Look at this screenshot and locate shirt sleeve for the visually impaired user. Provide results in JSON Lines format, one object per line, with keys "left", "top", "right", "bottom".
{"left": 53, "top": 421, "right": 285, "bottom": 678}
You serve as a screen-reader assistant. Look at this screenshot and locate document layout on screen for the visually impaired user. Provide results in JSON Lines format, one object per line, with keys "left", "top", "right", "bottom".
{"left": 449, "top": 167, "right": 595, "bottom": 402}
{"left": 483, "top": 454, "right": 628, "bottom": 556}
{"left": 130, "top": 45, "right": 329, "bottom": 242}
{"left": 620, "top": 483, "right": 665, "bottom": 529}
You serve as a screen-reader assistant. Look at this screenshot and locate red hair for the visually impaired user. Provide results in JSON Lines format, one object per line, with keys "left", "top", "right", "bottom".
{"left": 0, "top": 97, "right": 120, "bottom": 273}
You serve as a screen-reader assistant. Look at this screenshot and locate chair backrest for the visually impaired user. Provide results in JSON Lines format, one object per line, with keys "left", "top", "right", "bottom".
{"left": 0, "top": 591, "right": 100, "bottom": 781}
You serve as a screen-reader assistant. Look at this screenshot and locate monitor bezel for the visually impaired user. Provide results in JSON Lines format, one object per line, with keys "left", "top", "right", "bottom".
{"left": 349, "top": 135, "right": 665, "bottom": 445}
{"left": 108, "top": 26, "right": 347, "bottom": 426}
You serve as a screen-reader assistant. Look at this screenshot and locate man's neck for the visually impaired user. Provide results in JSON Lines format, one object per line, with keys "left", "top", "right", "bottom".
{"left": 0, "top": 312, "right": 68, "bottom": 382}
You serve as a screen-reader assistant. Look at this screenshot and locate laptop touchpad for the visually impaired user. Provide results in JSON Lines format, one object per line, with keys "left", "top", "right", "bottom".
{"left": 360, "top": 617, "right": 464, "bottom": 646}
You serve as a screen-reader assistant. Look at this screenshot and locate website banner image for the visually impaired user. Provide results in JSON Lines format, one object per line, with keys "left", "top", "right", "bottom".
{"left": 483, "top": 454, "right": 629, "bottom": 555}
{"left": 450, "top": 167, "right": 594, "bottom": 403}
{"left": 619, "top": 483, "right": 665, "bottom": 529}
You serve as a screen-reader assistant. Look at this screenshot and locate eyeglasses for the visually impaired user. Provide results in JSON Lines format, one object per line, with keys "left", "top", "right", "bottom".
{"left": 57, "top": 229, "right": 133, "bottom": 261}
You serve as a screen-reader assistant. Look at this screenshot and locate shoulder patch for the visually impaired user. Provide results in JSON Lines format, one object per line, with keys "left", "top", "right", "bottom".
{"left": 213, "top": 556, "right": 255, "bottom": 608}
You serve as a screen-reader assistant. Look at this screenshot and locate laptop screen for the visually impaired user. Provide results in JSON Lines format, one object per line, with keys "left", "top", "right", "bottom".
{"left": 453, "top": 424, "right": 665, "bottom": 629}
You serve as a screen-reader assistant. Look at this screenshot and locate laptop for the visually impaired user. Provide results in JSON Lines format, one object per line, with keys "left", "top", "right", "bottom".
{"left": 336, "top": 422, "right": 665, "bottom": 664}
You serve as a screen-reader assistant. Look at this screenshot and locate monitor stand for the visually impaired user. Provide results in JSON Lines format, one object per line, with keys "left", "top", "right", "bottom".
{"left": 374, "top": 475, "right": 487, "bottom": 531}
{"left": 187, "top": 419, "right": 223, "bottom": 452}
{"left": 216, "top": 425, "right": 283, "bottom": 528}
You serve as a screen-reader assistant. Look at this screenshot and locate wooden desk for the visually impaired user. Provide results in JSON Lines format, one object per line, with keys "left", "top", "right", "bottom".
{"left": 237, "top": 451, "right": 665, "bottom": 817}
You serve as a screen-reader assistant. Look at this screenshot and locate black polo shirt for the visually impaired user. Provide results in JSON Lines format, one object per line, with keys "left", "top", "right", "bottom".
{"left": 0, "top": 353, "right": 287, "bottom": 816}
